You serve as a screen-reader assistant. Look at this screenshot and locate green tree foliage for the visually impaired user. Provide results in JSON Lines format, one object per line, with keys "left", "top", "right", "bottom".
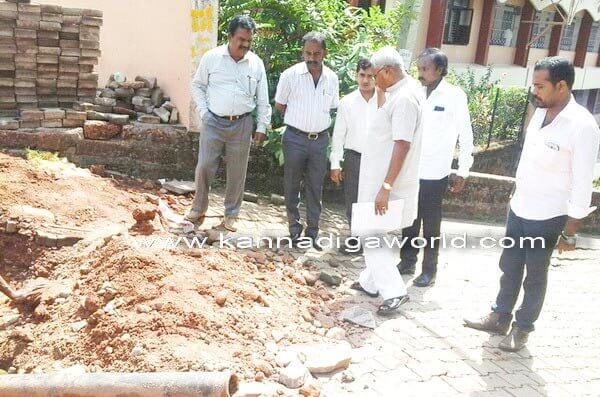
{"left": 449, "top": 68, "right": 528, "bottom": 146}
{"left": 219, "top": 0, "right": 526, "bottom": 164}
{"left": 219, "top": 0, "right": 417, "bottom": 164}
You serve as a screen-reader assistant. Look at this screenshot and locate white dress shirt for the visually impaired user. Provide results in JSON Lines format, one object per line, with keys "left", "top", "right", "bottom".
{"left": 510, "top": 96, "right": 600, "bottom": 220}
{"left": 330, "top": 89, "right": 377, "bottom": 170}
{"left": 419, "top": 79, "right": 474, "bottom": 180}
{"left": 275, "top": 62, "right": 340, "bottom": 133}
{"left": 358, "top": 75, "right": 425, "bottom": 228}
{"left": 191, "top": 44, "right": 271, "bottom": 133}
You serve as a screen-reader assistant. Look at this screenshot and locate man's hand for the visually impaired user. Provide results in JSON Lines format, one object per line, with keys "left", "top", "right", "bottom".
{"left": 557, "top": 218, "right": 581, "bottom": 254}
{"left": 275, "top": 103, "right": 287, "bottom": 115}
{"left": 557, "top": 236, "right": 576, "bottom": 254}
{"left": 449, "top": 176, "right": 466, "bottom": 194}
{"left": 375, "top": 188, "right": 390, "bottom": 215}
{"left": 330, "top": 169, "right": 343, "bottom": 185}
{"left": 253, "top": 132, "right": 266, "bottom": 146}
{"left": 375, "top": 86, "right": 386, "bottom": 108}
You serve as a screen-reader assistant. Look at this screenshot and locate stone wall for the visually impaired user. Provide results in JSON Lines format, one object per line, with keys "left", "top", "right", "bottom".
{"left": 0, "top": 128, "right": 598, "bottom": 235}
{"left": 453, "top": 141, "right": 522, "bottom": 177}
{"left": 443, "top": 172, "right": 600, "bottom": 236}
{"left": 0, "top": 124, "right": 197, "bottom": 180}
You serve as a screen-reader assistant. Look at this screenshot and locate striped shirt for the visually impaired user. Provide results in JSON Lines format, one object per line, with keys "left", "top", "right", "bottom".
{"left": 191, "top": 44, "right": 271, "bottom": 133}
{"left": 275, "top": 62, "right": 340, "bottom": 133}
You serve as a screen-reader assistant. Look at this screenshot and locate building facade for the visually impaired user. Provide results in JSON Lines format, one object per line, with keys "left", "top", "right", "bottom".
{"left": 386, "top": 0, "right": 600, "bottom": 123}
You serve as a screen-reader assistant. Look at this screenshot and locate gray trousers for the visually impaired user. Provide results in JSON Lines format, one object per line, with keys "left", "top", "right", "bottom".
{"left": 343, "top": 149, "right": 361, "bottom": 225}
{"left": 282, "top": 126, "right": 329, "bottom": 238}
{"left": 191, "top": 112, "right": 253, "bottom": 217}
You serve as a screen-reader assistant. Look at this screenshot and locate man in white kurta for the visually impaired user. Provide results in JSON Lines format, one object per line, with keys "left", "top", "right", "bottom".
{"left": 352, "top": 47, "right": 425, "bottom": 315}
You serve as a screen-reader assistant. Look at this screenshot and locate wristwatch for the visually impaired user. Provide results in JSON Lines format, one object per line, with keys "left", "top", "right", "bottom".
{"left": 560, "top": 231, "right": 577, "bottom": 246}
{"left": 382, "top": 182, "right": 393, "bottom": 191}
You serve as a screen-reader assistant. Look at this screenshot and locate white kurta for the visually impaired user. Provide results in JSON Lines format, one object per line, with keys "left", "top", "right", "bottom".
{"left": 356, "top": 76, "right": 425, "bottom": 300}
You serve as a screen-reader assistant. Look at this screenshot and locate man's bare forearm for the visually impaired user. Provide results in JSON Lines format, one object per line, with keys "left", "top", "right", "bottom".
{"left": 384, "top": 140, "right": 411, "bottom": 185}
{"left": 0, "top": 275, "right": 16, "bottom": 299}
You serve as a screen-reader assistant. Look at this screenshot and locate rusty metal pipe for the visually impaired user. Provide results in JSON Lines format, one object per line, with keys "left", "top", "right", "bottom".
{"left": 0, "top": 371, "right": 238, "bottom": 397}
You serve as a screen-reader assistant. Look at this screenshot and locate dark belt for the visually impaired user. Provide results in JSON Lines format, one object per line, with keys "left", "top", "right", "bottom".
{"left": 286, "top": 125, "right": 328, "bottom": 141}
{"left": 209, "top": 110, "right": 251, "bottom": 121}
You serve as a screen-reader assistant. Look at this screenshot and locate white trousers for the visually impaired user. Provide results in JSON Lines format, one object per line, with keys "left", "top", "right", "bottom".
{"left": 358, "top": 239, "right": 407, "bottom": 300}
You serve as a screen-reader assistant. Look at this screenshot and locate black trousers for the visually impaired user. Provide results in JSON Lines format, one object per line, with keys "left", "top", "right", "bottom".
{"left": 492, "top": 209, "right": 566, "bottom": 332}
{"left": 282, "top": 127, "right": 329, "bottom": 238}
{"left": 400, "top": 177, "right": 449, "bottom": 273}
{"left": 343, "top": 149, "right": 361, "bottom": 225}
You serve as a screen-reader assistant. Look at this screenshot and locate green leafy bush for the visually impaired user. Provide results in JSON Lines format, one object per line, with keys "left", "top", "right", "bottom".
{"left": 449, "top": 67, "right": 528, "bottom": 146}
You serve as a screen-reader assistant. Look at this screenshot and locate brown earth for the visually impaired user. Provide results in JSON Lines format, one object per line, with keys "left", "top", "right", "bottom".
{"left": 0, "top": 152, "right": 339, "bottom": 384}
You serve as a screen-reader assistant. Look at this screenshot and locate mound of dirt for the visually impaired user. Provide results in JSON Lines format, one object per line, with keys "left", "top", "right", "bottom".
{"left": 0, "top": 152, "right": 340, "bottom": 386}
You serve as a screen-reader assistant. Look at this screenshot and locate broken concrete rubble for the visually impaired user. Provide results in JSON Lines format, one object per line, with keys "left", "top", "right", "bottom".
{"left": 340, "top": 306, "right": 377, "bottom": 329}
{"left": 93, "top": 74, "right": 179, "bottom": 126}
{"left": 281, "top": 342, "right": 353, "bottom": 375}
{"left": 278, "top": 360, "right": 310, "bottom": 389}
{"left": 83, "top": 120, "right": 121, "bottom": 140}
{"left": 160, "top": 179, "right": 195, "bottom": 195}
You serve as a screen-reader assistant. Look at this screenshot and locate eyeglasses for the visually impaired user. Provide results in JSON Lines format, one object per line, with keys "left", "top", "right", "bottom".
{"left": 373, "top": 66, "right": 387, "bottom": 78}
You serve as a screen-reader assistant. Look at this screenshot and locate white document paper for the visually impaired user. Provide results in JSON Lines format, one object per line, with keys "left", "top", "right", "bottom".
{"left": 351, "top": 199, "right": 405, "bottom": 237}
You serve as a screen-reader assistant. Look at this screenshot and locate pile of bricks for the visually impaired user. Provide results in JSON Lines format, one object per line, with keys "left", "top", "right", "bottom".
{"left": 0, "top": 0, "right": 101, "bottom": 127}
{"left": 83, "top": 74, "right": 180, "bottom": 125}
{"left": 0, "top": 107, "right": 86, "bottom": 129}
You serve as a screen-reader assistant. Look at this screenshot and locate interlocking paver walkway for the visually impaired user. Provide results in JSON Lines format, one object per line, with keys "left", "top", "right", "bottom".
{"left": 203, "top": 191, "right": 600, "bottom": 396}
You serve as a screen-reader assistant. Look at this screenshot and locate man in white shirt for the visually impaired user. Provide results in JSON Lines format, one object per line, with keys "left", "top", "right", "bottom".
{"left": 399, "top": 48, "right": 474, "bottom": 287}
{"left": 350, "top": 47, "right": 424, "bottom": 315}
{"left": 275, "top": 32, "right": 340, "bottom": 250}
{"left": 330, "top": 58, "right": 377, "bottom": 254}
{"left": 186, "top": 15, "right": 271, "bottom": 232}
{"left": 464, "top": 57, "right": 600, "bottom": 352}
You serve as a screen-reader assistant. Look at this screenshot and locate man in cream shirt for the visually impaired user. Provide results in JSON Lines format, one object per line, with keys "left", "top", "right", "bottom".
{"left": 330, "top": 58, "right": 377, "bottom": 254}
{"left": 465, "top": 57, "right": 600, "bottom": 352}
{"left": 350, "top": 47, "right": 424, "bottom": 315}
{"left": 187, "top": 15, "right": 271, "bottom": 232}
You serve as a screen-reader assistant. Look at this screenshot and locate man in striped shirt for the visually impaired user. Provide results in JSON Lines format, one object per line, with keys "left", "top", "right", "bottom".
{"left": 275, "top": 32, "right": 340, "bottom": 250}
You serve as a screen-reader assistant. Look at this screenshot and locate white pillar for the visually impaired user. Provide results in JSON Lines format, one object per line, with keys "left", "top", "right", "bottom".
{"left": 189, "top": 0, "right": 219, "bottom": 132}
{"left": 387, "top": 0, "right": 424, "bottom": 66}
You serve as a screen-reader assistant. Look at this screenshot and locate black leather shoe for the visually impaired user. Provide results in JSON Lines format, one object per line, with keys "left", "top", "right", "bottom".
{"left": 350, "top": 281, "right": 379, "bottom": 298}
{"left": 463, "top": 312, "right": 512, "bottom": 335}
{"left": 339, "top": 239, "right": 362, "bottom": 255}
{"left": 397, "top": 261, "right": 416, "bottom": 275}
{"left": 377, "top": 295, "right": 410, "bottom": 315}
{"left": 499, "top": 323, "right": 529, "bottom": 352}
{"left": 413, "top": 272, "right": 436, "bottom": 287}
{"left": 306, "top": 236, "right": 323, "bottom": 251}
{"left": 289, "top": 232, "right": 302, "bottom": 248}
{"left": 339, "top": 246, "right": 363, "bottom": 255}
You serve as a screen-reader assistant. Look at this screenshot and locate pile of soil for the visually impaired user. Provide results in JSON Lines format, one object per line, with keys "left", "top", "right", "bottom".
{"left": 0, "top": 152, "right": 339, "bottom": 383}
